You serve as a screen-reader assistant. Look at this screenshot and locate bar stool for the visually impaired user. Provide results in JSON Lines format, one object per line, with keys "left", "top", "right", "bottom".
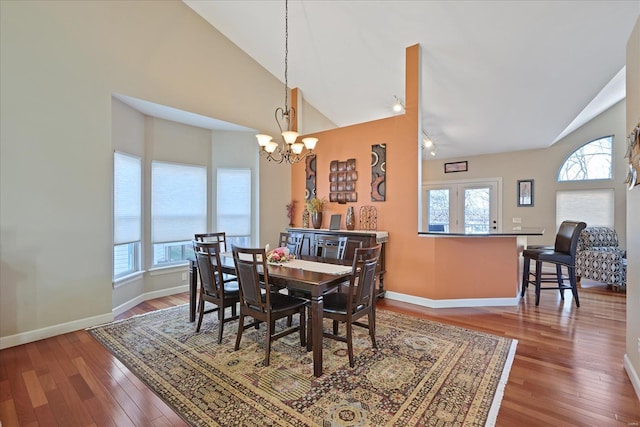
{"left": 521, "top": 220, "right": 587, "bottom": 306}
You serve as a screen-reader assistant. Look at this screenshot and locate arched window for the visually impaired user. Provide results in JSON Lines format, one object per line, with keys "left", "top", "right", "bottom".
{"left": 558, "top": 135, "right": 613, "bottom": 181}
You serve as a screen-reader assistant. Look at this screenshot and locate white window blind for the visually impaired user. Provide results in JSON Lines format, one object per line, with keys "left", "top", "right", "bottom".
{"left": 217, "top": 168, "right": 251, "bottom": 237}
{"left": 152, "top": 161, "right": 207, "bottom": 243}
{"left": 114, "top": 152, "right": 141, "bottom": 244}
{"left": 556, "top": 189, "right": 614, "bottom": 230}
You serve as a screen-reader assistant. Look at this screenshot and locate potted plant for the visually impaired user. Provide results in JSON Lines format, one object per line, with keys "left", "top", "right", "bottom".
{"left": 305, "top": 197, "right": 327, "bottom": 229}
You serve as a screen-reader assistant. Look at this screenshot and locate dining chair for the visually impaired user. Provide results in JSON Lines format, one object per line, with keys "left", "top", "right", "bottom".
{"left": 319, "top": 244, "right": 381, "bottom": 367}
{"left": 314, "top": 235, "right": 349, "bottom": 259}
{"left": 195, "top": 232, "right": 228, "bottom": 251}
{"left": 521, "top": 220, "right": 587, "bottom": 306}
{"left": 232, "top": 246, "right": 307, "bottom": 366}
{"left": 192, "top": 241, "right": 240, "bottom": 343}
{"left": 278, "top": 232, "right": 304, "bottom": 257}
{"left": 195, "top": 231, "right": 236, "bottom": 281}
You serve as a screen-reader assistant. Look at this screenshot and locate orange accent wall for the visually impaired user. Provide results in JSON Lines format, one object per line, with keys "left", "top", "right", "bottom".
{"left": 291, "top": 45, "right": 518, "bottom": 301}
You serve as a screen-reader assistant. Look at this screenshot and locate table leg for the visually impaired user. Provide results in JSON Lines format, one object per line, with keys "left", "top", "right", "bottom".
{"left": 189, "top": 260, "right": 197, "bottom": 322}
{"left": 310, "top": 295, "right": 324, "bottom": 377}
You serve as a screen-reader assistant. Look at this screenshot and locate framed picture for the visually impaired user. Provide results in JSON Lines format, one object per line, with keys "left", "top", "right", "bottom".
{"left": 517, "top": 179, "right": 534, "bottom": 207}
{"left": 444, "top": 161, "right": 468, "bottom": 173}
{"left": 329, "top": 214, "right": 342, "bottom": 230}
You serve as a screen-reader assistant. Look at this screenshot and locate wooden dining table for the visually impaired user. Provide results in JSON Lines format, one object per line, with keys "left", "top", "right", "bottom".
{"left": 188, "top": 255, "right": 353, "bottom": 377}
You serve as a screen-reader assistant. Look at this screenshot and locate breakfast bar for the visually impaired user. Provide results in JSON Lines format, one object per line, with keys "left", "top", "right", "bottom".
{"left": 417, "top": 228, "right": 544, "bottom": 305}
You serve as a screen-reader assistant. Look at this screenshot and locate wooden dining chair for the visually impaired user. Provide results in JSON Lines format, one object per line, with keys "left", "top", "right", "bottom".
{"left": 195, "top": 232, "right": 228, "bottom": 251}
{"left": 314, "top": 235, "right": 349, "bottom": 259}
{"left": 232, "top": 246, "right": 307, "bottom": 366}
{"left": 320, "top": 244, "right": 381, "bottom": 367}
{"left": 195, "top": 231, "right": 236, "bottom": 280}
{"left": 278, "top": 232, "right": 304, "bottom": 257}
{"left": 192, "top": 241, "right": 240, "bottom": 343}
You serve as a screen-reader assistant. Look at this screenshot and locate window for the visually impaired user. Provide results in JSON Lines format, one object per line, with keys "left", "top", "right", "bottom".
{"left": 558, "top": 136, "right": 613, "bottom": 181}
{"left": 217, "top": 168, "right": 252, "bottom": 248}
{"left": 152, "top": 161, "right": 207, "bottom": 266}
{"left": 556, "top": 189, "right": 614, "bottom": 230}
{"left": 113, "top": 152, "right": 142, "bottom": 279}
{"left": 424, "top": 179, "right": 500, "bottom": 233}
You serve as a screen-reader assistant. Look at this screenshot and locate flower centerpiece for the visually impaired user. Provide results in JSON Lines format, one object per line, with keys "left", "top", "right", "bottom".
{"left": 305, "top": 196, "right": 327, "bottom": 229}
{"left": 266, "top": 246, "right": 295, "bottom": 263}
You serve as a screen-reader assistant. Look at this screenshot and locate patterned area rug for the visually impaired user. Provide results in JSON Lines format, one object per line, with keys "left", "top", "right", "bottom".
{"left": 89, "top": 305, "right": 516, "bottom": 426}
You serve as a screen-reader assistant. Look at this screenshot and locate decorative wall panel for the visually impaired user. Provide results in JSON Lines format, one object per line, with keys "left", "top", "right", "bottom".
{"left": 305, "top": 155, "right": 316, "bottom": 200}
{"left": 329, "top": 158, "right": 357, "bottom": 204}
{"left": 371, "top": 144, "right": 386, "bottom": 201}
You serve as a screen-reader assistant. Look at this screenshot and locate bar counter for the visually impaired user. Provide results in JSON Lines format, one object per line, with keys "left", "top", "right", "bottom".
{"left": 412, "top": 227, "right": 545, "bottom": 307}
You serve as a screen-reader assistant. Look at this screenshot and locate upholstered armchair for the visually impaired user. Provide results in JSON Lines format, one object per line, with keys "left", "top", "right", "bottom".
{"left": 576, "top": 227, "right": 627, "bottom": 291}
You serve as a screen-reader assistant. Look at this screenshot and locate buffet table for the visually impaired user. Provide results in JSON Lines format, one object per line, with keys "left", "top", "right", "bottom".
{"left": 286, "top": 227, "right": 388, "bottom": 297}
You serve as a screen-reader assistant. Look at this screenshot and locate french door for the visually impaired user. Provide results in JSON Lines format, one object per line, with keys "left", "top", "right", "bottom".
{"left": 423, "top": 179, "right": 501, "bottom": 234}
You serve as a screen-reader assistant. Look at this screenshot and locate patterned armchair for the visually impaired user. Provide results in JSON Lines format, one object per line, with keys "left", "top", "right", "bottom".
{"left": 576, "top": 227, "right": 627, "bottom": 290}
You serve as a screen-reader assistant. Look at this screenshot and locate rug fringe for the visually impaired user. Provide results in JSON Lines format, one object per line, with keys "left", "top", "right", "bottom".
{"left": 485, "top": 338, "right": 518, "bottom": 426}
{"left": 85, "top": 304, "right": 187, "bottom": 331}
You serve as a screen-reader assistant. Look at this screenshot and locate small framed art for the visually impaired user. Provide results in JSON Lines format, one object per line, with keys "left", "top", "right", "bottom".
{"left": 517, "top": 179, "right": 534, "bottom": 207}
{"left": 444, "top": 161, "right": 468, "bottom": 173}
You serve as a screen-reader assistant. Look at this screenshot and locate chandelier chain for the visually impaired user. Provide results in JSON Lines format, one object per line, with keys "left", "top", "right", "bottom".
{"left": 256, "top": 0, "right": 317, "bottom": 164}
{"left": 283, "top": 0, "right": 289, "bottom": 112}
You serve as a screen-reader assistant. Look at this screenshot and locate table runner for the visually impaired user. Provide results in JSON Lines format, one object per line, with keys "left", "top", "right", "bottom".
{"left": 221, "top": 252, "right": 352, "bottom": 275}
{"left": 275, "top": 259, "right": 352, "bottom": 275}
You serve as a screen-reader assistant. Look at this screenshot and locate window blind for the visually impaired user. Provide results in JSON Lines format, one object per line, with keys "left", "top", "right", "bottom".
{"left": 114, "top": 152, "right": 141, "bottom": 244}
{"left": 152, "top": 161, "right": 207, "bottom": 243}
{"left": 556, "top": 189, "right": 614, "bottom": 230}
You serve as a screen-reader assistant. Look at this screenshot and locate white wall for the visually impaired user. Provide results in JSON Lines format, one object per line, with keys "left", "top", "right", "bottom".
{"left": 0, "top": 0, "right": 298, "bottom": 346}
{"left": 423, "top": 100, "right": 628, "bottom": 247}
{"left": 624, "top": 16, "right": 640, "bottom": 400}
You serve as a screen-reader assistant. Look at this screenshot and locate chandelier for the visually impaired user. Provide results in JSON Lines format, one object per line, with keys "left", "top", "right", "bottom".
{"left": 256, "top": 0, "right": 318, "bottom": 164}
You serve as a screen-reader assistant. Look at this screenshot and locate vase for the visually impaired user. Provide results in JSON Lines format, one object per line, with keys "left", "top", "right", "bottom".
{"left": 302, "top": 209, "right": 310, "bottom": 228}
{"left": 346, "top": 206, "right": 355, "bottom": 230}
{"left": 311, "top": 212, "right": 323, "bottom": 229}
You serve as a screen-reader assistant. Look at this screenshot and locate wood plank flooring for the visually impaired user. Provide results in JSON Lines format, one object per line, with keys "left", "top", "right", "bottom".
{"left": 1, "top": 281, "right": 638, "bottom": 426}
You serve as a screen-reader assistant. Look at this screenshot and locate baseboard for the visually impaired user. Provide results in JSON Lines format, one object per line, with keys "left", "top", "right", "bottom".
{"left": 0, "top": 284, "right": 189, "bottom": 350}
{"left": 384, "top": 291, "right": 520, "bottom": 308}
{"left": 0, "top": 312, "right": 114, "bottom": 350}
{"left": 112, "top": 284, "right": 188, "bottom": 316}
{"left": 623, "top": 353, "right": 640, "bottom": 401}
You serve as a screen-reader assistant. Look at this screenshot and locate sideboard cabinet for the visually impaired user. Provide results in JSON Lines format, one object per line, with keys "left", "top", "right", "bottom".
{"left": 286, "top": 228, "right": 388, "bottom": 297}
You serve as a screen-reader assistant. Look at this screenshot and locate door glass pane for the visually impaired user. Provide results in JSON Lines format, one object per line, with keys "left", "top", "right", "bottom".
{"left": 427, "top": 189, "right": 449, "bottom": 232}
{"left": 464, "top": 187, "right": 490, "bottom": 233}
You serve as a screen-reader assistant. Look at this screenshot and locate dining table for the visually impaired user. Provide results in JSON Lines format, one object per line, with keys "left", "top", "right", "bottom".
{"left": 188, "top": 254, "right": 353, "bottom": 377}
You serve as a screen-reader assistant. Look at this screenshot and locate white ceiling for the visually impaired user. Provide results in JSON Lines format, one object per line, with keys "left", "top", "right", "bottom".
{"left": 181, "top": 0, "right": 639, "bottom": 159}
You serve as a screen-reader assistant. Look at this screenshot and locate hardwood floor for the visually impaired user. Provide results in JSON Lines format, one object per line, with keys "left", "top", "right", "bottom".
{"left": 1, "top": 282, "right": 638, "bottom": 426}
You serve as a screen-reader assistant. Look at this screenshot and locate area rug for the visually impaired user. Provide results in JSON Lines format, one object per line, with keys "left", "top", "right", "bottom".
{"left": 88, "top": 304, "right": 517, "bottom": 426}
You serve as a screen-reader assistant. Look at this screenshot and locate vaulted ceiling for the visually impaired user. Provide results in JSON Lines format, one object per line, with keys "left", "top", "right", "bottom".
{"left": 184, "top": 1, "right": 639, "bottom": 159}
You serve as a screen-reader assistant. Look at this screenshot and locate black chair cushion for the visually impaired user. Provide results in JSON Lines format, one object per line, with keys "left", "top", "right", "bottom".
{"left": 222, "top": 281, "right": 240, "bottom": 294}
{"left": 523, "top": 248, "right": 572, "bottom": 265}
{"left": 268, "top": 293, "right": 307, "bottom": 312}
{"left": 323, "top": 292, "right": 365, "bottom": 314}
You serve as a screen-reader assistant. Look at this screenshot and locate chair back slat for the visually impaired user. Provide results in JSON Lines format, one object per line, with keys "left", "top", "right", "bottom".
{"left": 193, "top": 241, "right": 225, "bottom": 298}
{"left": 232, "top": 247, "right": 268, "bottom": 313}
{"left": 348, "top": 245, "right": 381, "bottom": 312}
